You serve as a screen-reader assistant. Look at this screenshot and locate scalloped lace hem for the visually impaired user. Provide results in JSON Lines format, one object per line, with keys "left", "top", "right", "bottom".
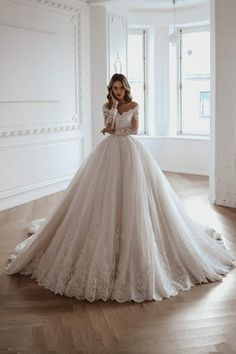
{"left": 19, "top": 263, "right": 234, "bottom": 304}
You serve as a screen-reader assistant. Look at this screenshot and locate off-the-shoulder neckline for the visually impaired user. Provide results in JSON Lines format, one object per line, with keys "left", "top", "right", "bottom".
{"left": 103, "top": 104, "right": 138, "bottom": 115}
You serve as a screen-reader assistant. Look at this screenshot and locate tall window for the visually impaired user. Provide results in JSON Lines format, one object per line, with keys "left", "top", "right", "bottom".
{"left": 178, "top": 27, "right": 210, "bottom": 135}
{"left": 128, "top": 29, "right": 147, "bottom": 134}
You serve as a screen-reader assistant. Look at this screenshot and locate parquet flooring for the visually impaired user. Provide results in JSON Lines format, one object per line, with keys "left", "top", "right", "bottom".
{"left": 0, "top": 172, "right": 236, "bottom": 354}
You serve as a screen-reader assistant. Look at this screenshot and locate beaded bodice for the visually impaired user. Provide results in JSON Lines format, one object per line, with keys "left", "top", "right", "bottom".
{"left": 102, "top": 104, "right": 139, "bottom": 135}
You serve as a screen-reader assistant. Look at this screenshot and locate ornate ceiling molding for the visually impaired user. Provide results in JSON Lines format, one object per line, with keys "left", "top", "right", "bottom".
{"left": 22, "top": 0, "right": 81, "bottom": 13}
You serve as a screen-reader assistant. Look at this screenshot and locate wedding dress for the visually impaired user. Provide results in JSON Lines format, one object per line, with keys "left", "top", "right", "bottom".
{"left": 4, "top": 104, "right": 236, "bottom": 303}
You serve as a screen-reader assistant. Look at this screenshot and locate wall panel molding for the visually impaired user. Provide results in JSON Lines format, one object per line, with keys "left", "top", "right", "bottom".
{"left": 0, "top": 137, "right": 83, "bottom": 202}
{"left": 0, "top": 0, "right": 83, "bottom": 138}
{"left": 0, "top": 174, "right": 74, "bottom": 211}
{"left": 0, "top": 174, "right": 75, "bottom": 200}
{"left": 0, "top": 135, "right": 82, "bottom": 151}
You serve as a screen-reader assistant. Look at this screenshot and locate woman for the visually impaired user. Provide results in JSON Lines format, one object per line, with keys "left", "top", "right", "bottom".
{"left": 4, "top": 73, "right": 235, "bottom": 303}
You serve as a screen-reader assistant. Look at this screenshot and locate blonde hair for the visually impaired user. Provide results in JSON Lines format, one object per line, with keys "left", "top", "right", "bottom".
{"left": 105, "top": 74, "right": 132, "bottom": 109}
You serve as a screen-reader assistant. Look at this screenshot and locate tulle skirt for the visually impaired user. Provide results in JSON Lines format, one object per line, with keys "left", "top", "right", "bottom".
{"left": 4, "top": 134, "right": 236, "bottom": 302}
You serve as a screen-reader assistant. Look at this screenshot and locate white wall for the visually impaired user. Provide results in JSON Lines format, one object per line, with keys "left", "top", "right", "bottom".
{"left": 209, "top": 0, "right": 236, "bottom": 207}
{"left": 138, "top": 136, "right": 209, "bottom": 175}
{"left": 90, "top": 4, "right": 128, "bottom": 147}
{"left": 0, "top": 0, "right": 91, "bottom": 211}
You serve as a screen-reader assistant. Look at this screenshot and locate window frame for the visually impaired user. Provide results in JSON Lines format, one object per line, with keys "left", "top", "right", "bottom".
{"left": 176, "top": 25, "right": 210, "bottom": 136}
{"left": 128, "top": 28, "right": 148, "bottom": 135}
{"left": 199, "top": 91, "right": 210, "bottom": 117}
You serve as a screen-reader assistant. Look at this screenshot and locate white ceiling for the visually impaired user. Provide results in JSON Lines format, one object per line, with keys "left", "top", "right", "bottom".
{"left": 85, "top": 0, "right": 209, "bottom": 10}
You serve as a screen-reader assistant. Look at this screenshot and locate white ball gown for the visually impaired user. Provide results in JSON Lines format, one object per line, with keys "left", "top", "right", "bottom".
{"left": 4, "top": 104, "right": 236, "bottom": 303}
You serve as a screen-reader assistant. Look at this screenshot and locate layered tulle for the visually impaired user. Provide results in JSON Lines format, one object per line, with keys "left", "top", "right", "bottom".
{"left": 4, "top": 134, "right": 236, "bottom": 302}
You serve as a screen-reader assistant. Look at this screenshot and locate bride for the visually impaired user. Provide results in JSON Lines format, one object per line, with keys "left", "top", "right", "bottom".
{"left": 4, "top": 73, "right": 235, "bottom": 303}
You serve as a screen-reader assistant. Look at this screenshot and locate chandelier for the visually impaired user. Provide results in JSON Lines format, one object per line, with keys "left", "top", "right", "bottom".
{"left": 169, "top": 0, "right": 181, "bottom": 45}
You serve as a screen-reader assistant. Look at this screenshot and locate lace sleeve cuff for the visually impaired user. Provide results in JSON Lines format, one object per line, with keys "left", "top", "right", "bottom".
{"left": 115, "top": 127, "right": 138, "bottom": 136}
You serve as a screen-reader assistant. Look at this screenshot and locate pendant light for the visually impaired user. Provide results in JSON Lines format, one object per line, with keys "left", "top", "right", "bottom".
{"left": 169, "top": 0, "right": 181, "bottom": 45}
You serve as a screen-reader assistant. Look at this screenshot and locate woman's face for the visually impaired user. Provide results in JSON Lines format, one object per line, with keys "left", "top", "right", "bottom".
{"left": 111, "top": 80, "right": 125, "bottom": 100}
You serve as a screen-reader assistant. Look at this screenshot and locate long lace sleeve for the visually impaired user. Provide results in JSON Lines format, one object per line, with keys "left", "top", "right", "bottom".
{"left": 102, "top": 105, "right": 118, "bottom": 130}
{"left": 115, "top": 104, "right": 139, "bottom": 136}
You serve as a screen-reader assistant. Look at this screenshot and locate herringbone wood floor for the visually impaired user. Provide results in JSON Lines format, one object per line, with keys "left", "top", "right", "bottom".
{"left": 1, "top": 172, "right": 236, "bottom": 354}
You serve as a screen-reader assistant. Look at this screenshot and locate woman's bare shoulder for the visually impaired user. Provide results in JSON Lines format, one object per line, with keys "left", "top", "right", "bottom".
{"left": 130, "top": 101, "right": 139, "bottom": 109}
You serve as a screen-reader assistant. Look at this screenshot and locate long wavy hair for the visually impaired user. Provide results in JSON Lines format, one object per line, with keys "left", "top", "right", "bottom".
{"left": 105, "top": 73, "right": 132, "bottom": 109}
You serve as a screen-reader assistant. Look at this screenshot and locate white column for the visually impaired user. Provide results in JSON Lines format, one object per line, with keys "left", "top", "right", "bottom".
{"left": 90, "top": 5, "right": 128, "bottom": 148}
{"left": 209, "top": 0, "right": 236, "bottom": 207}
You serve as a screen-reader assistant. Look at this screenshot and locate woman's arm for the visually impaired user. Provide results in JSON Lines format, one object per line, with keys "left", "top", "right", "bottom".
{"left": 101, "top": 91, "right": 119, "bottom": 134}
{"left": 101, "top": 106, "right": 117, "bottom": 135}
{"left": 130, "top": 108, "right": 139, "bottom": 134}
{"left": 104, "top": 106, "right": 118, "bottom": 130}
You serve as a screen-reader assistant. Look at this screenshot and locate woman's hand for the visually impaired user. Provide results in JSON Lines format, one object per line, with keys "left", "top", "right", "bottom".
{"left": 101, "top": 127, "right": 107, "bottom": 135}
{"left": 110, "top": 90, "right": 118, "bottom": 108}
{"left": 101, "top": 127, "right": 115, "bottom": 135}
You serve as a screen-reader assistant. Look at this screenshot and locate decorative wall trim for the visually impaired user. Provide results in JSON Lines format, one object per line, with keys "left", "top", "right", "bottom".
{"left": 107, "top": 12, "right": 128, "bottom": 78}
{"left": 109, "top": 13, "right": 126, "bottom": 28}
{"left": 0, "top": 124, "right": 81, "bottom": 138}
{"left": 70, "top": 11, "right": 83, "bottom": 127}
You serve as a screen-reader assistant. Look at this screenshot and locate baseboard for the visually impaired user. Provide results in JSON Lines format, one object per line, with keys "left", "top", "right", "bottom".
{"left": 0, "top": 175, "right": 74, "bottom": 212}
{"left": 162, "top": 167, "right": 209, "bottom": 176}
